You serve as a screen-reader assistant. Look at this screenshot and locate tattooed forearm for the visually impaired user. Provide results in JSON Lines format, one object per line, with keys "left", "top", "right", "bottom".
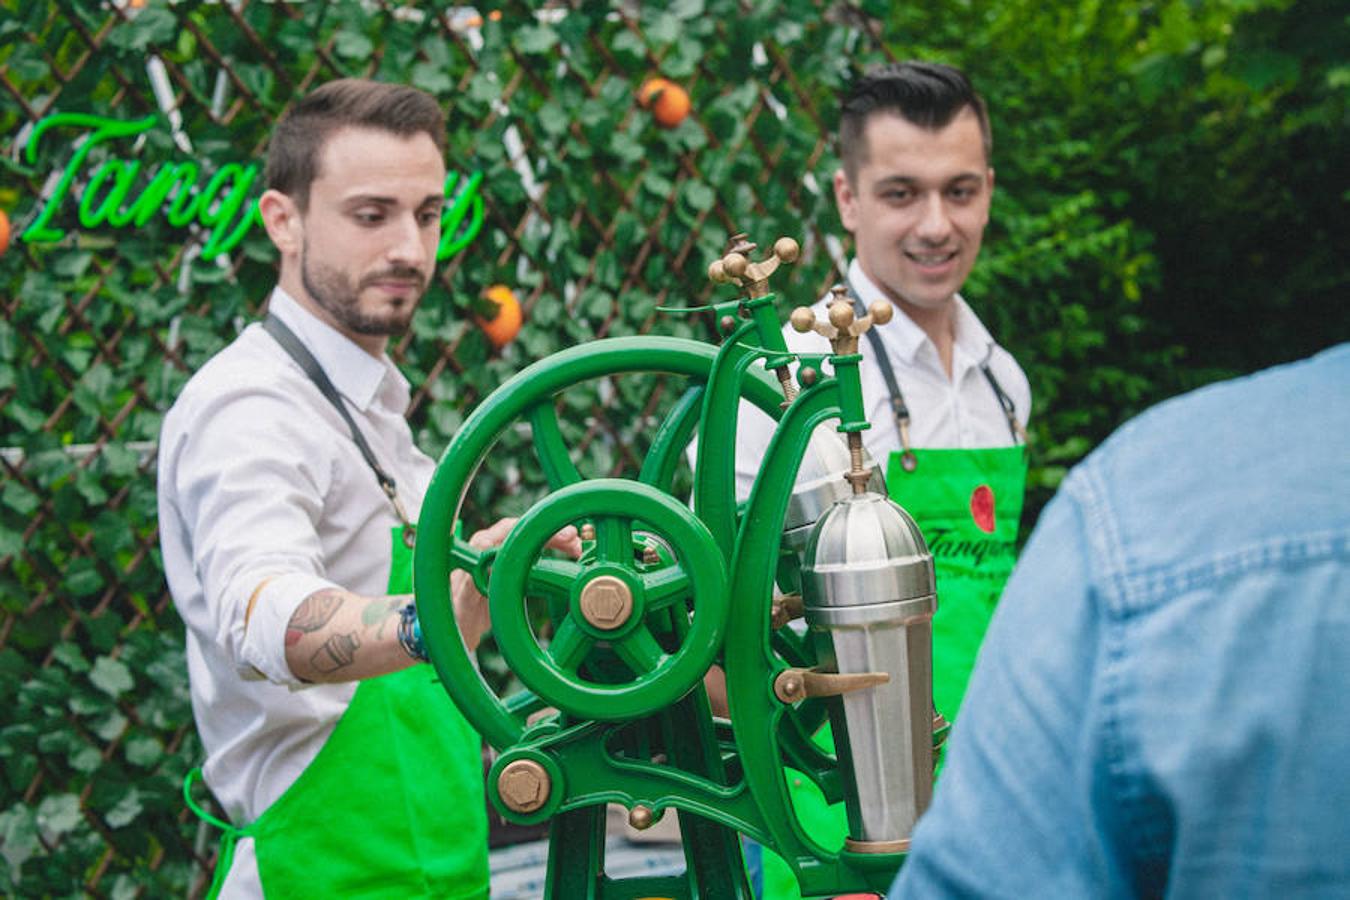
{"left": 310, "top": 632, "right": 361, "bottom": 673}
{"left": 283, "top": 589, "right": 417, "bottom": 683}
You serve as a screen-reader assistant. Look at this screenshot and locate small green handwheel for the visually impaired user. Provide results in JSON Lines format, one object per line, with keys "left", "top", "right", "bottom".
{"left": 490, "top": 478, "right": 728, "bottom": 722}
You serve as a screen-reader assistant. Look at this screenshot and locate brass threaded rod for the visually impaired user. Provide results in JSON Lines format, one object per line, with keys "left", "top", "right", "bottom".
{"left": 847, "top": 431, "right": 868, "bottom": 495}
{"left": 775, "top": 366, "right": 798, "bottom": 402}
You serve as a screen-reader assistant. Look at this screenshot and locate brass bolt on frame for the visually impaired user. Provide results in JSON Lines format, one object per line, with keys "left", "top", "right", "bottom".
{"left": 498, "top": 759, "right": 551, "bottom": 814}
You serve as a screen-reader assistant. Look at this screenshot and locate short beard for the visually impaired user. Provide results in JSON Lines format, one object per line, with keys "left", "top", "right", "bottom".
{"left": 300, "top": 244, "right": 425, "bottom": 337}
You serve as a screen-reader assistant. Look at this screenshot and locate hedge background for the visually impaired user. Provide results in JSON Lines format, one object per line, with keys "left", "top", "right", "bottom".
{"left": 0, "top": 0, "right": 1345, "bottom": 896}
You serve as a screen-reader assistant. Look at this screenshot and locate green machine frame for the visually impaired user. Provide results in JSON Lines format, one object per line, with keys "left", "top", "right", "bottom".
{"left": 414, "top": 236, "right": 913, "bottom": 898}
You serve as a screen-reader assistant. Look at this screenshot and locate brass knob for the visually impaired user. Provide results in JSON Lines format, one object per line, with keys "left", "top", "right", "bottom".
{"left": 707, "top": 233, "right": 800, "bottom": 297}
{"left": 498, "top": 759, "right": 551, "bottom": 814}
{"left": 789, "top": 306, "right": 816, "bottom": 334}
{"left": 629, "top": 804, "right": 655, "bottom": 830}
{"left": 790, "top": 285, "right": 893, "bottom": 356}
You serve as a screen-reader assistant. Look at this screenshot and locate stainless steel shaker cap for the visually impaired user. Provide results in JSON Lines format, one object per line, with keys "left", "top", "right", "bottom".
{"left": 801, "top": 493, "right": 935, "bottom": 608}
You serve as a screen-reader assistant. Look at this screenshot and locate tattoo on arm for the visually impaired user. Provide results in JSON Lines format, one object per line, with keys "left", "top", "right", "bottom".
{"left": 361, "top": 597, "right": 404, "bottom": 640}
{"left": 311, "top": 632, "right": 362, "bottom": 673}
{"left": 291, "top": 591, "right": 343, "bottom": 633}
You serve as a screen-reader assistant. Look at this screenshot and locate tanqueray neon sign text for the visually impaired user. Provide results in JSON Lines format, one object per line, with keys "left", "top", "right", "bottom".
{"left": 20, "top": 112, "right": 485, "bottom": 260}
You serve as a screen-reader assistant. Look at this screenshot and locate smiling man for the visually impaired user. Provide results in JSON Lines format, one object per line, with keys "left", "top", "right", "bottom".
{"left": 157, "top": 80, "right": 557, "bottom": 898}
{"left": 734, "top": 62, "right": 1032, "bottom": 899}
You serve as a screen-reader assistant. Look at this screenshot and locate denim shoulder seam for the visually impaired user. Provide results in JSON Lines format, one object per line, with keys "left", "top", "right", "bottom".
{"left": 1064, "top": 462, "right": 1132, "bottom": 607}
{"left": 1115, "top": 528, "right": 1347, "bottom": 616}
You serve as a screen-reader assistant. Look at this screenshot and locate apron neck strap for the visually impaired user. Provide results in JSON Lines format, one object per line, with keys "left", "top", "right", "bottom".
{"left": 262, "top": 315, "right": 417, "bottom": 543}
{"left": 846, "top": 275, "right": 1023, "bottom": 450}
{"left": 849, "top": 277, "right": 918, "bottom": 471}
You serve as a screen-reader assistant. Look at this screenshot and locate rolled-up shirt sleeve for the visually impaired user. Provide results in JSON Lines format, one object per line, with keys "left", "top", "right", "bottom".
{"left": 162, "top": 367, "right": 343, "bottom": 686}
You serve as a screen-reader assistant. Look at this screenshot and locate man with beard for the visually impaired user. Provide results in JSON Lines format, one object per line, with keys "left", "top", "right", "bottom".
{"left": 157, "top": 80, "right": 573, "bottom": 898}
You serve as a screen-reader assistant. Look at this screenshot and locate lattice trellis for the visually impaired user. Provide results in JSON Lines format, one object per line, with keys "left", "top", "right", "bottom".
{"left": 0, "top": 1, "right": 894, "bottom": 894}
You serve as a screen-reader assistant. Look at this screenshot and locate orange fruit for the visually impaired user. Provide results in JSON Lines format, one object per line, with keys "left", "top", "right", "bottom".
{"left": 638, "top": 77, "right": 671, "bottom": 108}
{"left": 652, "top": 83, "right": 690, "bottom": 128}
{"left": 0, "top": 210, "right": 9, "bottom": 256}
{"left": 639, "top": 78, "right": 691, "bottom": 128}
{"left": 477, "top": 284, "right": 523, "bottom": 348}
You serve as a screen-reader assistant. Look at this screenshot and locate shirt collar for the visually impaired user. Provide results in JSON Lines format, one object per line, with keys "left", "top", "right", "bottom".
{"left": 266, "top": 287, "right": 408, "bottom": 413}
{"left": 846, "top": 258, "right": 996, "bottom": 368}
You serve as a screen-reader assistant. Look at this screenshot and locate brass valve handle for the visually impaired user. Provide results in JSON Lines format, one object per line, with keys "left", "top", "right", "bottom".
{"left": 789, "top": 284, "right": 893, "bottom": 357}
{"left": 773, "top": 666, "right": 891, "bottom": 704}
{"left": 708, "top": 232, "right": 800, "bottom": 298}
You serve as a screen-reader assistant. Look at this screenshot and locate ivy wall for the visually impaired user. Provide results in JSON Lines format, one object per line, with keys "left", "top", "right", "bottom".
{"left": 1, "top": 0, "right": 1344, "bottom": 895}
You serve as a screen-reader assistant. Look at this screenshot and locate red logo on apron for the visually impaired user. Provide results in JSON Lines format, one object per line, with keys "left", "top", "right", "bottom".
{"left": 970, "top": 484, "right": 996, "bottom": 533}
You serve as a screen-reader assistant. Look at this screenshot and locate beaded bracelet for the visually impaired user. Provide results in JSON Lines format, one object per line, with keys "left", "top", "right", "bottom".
{"left": 397, "top": 600, "right": 429, "bottom": 662}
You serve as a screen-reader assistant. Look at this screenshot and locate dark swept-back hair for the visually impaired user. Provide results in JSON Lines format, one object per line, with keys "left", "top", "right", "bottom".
{"left": 838, "top": 61, "right": 991, "bottom": 182}
{"left": 264, "top": 78, "right": 446, "bottom": 209}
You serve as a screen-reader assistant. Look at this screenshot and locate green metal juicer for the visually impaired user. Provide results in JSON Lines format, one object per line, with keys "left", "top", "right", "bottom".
{"left": 414, "top": 234, "right": 944, "bottom": 899}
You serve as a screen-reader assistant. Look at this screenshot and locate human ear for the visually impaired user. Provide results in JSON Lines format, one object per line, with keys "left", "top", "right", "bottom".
{"left": 833, "top": 168, "right": 859, "bottom": 234}
{"left": 258, "top": 189, "right": 302, "bottom": 257}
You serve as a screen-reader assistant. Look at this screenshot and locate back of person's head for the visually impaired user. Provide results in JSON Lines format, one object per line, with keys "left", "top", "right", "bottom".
{"left": 838, "top": 61, "right": 991, "bottom": 181}
{"left": 265, "top": 79, "right": 446, "bottom": 210}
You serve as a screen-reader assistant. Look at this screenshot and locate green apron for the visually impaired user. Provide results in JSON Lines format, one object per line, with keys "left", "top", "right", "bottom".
{"left": 186, "top": 527, "right": 489, "bottom": 898}
{"left": 758, "top": 290, "right": 1029, "bottom": 898}
{"left": 887, "top": 445, "right": 1027, "bottom": 719}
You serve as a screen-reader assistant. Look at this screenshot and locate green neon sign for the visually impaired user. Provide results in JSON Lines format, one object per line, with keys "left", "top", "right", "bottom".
{"left": 20, "top": 112, "right": 484, "bottom": 261}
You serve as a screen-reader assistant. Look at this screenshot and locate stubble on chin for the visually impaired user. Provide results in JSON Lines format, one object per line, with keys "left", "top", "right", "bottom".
{"left": 300, "top": 255, "right": 422, "bottom": 337}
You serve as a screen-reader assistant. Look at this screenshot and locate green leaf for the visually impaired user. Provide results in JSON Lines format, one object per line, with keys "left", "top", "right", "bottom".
{"left": 682, "top": 180, "right": 715, "bottom": 212}
{"left": 643, "top": 171, "right": 674, "bottom": 198}
{"left": 669, "top": 0, "right": 705, "bottom": 20}
{"left": 35, "top": 793, "right": 82, "bottom": 839}
{"left": 612, "top": 29, "right": 645, "bottom": 58}
{"left": 537, "top": 102, "right": 570, "bottom": 137}
{"left": 411, "top": 61, "right": 454, "bottom": 95}
{"left": 108, "top": 6, "right": 177, "bottom": 50}
{"left": 52, "top": 251, "right": 93, "bottom": 278}
{"left": 63, "top": 557, "right": 104, "bottom": 598}
{"left": 52, "top": 642, "right": 90, "bottom": 674}
{"left": 0, "top": 804, "right": 39, "bottom": 870}
{"left": 90, "top": 656, "right": 133, "bottom": 698}
{"left": 334, "top": 29, "right": 374, "bottom": 59}
{"left": 467, "top": 71, "right": 503, "bottom": 104}
{"left": 125, "top": 735, "right": 163, "bottom": 768}
{"left": 646, "top": 13, "right": 680, "bottom": 46}
{"left": 94, "top": 710, "right": 128, "bottom": 742}
{"left": 70, "top": 744, "right": 102, "bottom": 774}
{"left": 106, "top": 788, "right": 143, "bottom": 828}
{"left": 515, "top": 24, "right": 559, "bottom": 55}
{"left": 2, "top": 480, "right": 40, "bottom": 516}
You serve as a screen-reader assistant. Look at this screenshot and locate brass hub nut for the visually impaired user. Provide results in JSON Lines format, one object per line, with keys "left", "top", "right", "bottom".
{"left": 578, "top": 574, "right": 633, "bottom": 630}
{"left": 498, "top": 759, "right": 551, "bottom": 814}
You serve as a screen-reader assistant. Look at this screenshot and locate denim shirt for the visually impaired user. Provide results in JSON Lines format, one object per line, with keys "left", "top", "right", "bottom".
{"left": 893, "top": 344, "right": 1350, "bottom": 898}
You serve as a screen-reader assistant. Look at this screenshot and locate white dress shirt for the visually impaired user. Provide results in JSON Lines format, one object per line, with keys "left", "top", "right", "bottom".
{"left": 734, "top": 259, "right": 1031, "bottom": 498}
{"left": 157, "top": 288, "right": 436, "bottom": 895}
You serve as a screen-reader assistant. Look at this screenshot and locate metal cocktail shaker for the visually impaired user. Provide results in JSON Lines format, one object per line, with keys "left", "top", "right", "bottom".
{"left": 800, "top": 491, "right": 936, "bottom": 850}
